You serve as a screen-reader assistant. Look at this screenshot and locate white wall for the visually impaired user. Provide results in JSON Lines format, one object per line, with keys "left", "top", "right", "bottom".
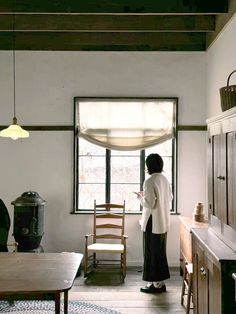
{"left": 0, "top": 51, "right": 207, "bottom": 266}
{"left": 206, "top": 14, "right": 236, "bottom": 118}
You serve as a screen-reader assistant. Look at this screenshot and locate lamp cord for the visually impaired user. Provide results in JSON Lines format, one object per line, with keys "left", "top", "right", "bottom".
{"left": 13, "top": 34, "right": 16, "bottom": 119}
{"left": 12, "top": 9, "right": 16, "bottom": 119}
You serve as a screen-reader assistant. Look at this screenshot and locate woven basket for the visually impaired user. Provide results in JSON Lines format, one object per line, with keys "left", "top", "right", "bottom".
{"left": 220, "top": 70, "right": 236, "bottom": 111}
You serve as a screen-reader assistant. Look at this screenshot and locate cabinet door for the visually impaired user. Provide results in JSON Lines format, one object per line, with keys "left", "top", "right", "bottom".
{"left": 207, "top": 256, "right": 221, "bottom": 314}
{"left": 213, "top": 134, "right": 227, "bottom": 223}
{"left": 227, "top": 132, "right": 236, "bottom": 229}
{"left": 208, "top": 136, "right": 213, "bottom": 217}
{"left": 193, "top": 237, "right": 221, "bottom": 314}
{"left": 193, "top": 239, "right": 208, "bottom": 314}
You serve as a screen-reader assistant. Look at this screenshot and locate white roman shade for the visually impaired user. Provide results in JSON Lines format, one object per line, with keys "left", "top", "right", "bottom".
{"left": 76, "top": 98, "right": 175, "bottom": 151}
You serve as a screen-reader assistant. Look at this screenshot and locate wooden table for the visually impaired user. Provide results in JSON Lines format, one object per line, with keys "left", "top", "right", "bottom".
{"left": 0, "top": 252, "right": 83, "bottom": 314}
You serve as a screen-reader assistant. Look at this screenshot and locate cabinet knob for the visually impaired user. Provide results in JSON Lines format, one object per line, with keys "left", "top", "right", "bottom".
{"left": 232, "top": 273, "right": 236, "bottom": 281}
{"left": 200, "top": 266, "right": 207, "bottom": 277}
{"left": 217, "top": 176, "right": 225, "bottom": 180}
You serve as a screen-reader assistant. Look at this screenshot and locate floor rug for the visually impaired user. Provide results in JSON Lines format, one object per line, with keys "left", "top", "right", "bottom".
{"left": 0, "top": 300, "right": 120, "bottom": 314}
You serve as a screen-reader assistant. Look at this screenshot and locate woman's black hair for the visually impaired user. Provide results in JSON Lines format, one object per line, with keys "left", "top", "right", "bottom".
{"left": 146, "top": 153, "right": 163, "bottom": 174}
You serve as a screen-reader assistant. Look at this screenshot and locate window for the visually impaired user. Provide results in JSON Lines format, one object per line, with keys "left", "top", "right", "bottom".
{"left": 73, "top": 97, "right": 177, "bottom": 213}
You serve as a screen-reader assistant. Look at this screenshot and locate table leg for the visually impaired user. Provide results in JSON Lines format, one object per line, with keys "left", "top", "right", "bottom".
{"left": 64, "top": 290, "right": 68, "bottom": 314}
{"left": 55, "top": 292, "right": 61, "bottom": 314}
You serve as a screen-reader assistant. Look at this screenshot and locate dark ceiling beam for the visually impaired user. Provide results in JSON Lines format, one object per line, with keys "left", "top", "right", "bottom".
{"left": 206, "top": 0, "right": 236, "bottom": 48}
{"left": 0, "top": 0, "right": 228, "bottom": 14}
{"left": 0, "top": 14, "right": 215, "bottom": 32}
{"left": 0, "top": 31, "right": 206, "bottom": 51}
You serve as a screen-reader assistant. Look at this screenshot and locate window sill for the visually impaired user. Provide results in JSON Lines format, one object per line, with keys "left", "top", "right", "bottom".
{"left": 71, "top": 210, "right": 180, "bottom": 215}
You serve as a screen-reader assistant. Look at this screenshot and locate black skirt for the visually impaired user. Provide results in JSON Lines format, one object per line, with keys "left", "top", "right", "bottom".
{"left": 142, "top": 215, "right": 170, "bottom": 282}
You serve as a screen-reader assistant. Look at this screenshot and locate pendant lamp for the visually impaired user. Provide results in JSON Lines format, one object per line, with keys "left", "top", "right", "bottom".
{"left": 0, "top": 11, "right": 29, "bottom": 140}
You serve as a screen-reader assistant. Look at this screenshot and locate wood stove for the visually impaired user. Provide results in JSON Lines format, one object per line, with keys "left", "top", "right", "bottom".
{"left": 12, "top": 191, "right": 46, "bottom": 252}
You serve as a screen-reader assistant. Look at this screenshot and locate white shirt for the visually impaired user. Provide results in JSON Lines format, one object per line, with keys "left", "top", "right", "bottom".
{"left": 139, "top": 173, "right": 172, "bottom": 234}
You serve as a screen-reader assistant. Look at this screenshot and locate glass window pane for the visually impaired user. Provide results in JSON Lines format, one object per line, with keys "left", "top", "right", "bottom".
{"left": 110, "top": 184, "right": 141, "bottom": 211}
{"left": 145, "top": 141, "right": 172, "bottom": 184}
{"left": 79, "top": 138, "right": 105, "bottom": 156}
{"left": 146, "top": 139, "right": 172, "bottom": 156}
{"left": 111, "top": 150, "right": 140, "bottom": 156}
{"left": 162, "top": 157, "right": 172, "bottom": 184}
{"left": 111, "top": 156, "right": 140, "bottom": 183}
{"left": 79, "top": 156, "right": 105, "bottom": 183}
{"left": 78, "top": 184, "right": 105, "bottom": 209}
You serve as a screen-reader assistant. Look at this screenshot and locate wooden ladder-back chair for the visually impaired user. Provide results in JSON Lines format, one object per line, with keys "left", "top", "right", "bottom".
{"left": 84, "top": 201, "right": 128, "bottom": 282}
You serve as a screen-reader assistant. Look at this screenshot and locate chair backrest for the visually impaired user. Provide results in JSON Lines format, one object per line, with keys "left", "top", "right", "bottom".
{"left": 93, "top": 201, "right": 125, "bottom": 244}
{"left": 0, "top": 199, "right": 11, "bottom": 252}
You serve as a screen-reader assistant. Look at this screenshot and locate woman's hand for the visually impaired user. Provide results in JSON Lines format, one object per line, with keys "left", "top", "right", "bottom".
{"left": 133, "top": 191, "right": 143, "bottom": 197}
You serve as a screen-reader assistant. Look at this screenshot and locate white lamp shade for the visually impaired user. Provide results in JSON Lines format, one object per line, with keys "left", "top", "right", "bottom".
{"left": 0, "top": 121, "right": 29, "bottom": 140}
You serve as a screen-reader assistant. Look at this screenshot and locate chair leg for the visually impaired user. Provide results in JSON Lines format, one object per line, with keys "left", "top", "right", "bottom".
{"left": 84, "top": 244, "right": 88, "bottom": 277}
{"left": 93, "top": 253, "right": 96, "bottom": 267}
{"left": 123, "top": 254, "right": 126, "bottom": 278}
{"left": 186, "top": 273, "right": 193, "bottom": 314}
{"left": 181, "top": 263, "right": 193, "bottom": 314}
{"left": 120, "top": 253, "right": 126, "bottom": 282}
{"left": 181, "top": 266, "right": 186, "bottom": 305}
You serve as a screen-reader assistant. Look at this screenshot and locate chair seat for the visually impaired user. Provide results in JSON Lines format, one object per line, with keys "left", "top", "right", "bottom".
{"left": 88, "top": 242, "right": 124, "bottom": 253}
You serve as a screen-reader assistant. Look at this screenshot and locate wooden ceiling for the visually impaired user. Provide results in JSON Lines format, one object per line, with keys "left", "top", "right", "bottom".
{"left": 0, "top": 0, "right": 234, "bottom": 51}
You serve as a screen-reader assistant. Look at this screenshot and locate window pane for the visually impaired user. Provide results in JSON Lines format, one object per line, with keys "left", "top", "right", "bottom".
{"left": 111, "top": 150, "right": 140, "bottom": 156}
{"left": 146, "top": 139, "right": 172, "bottom": 156}
{"left": 79, "top": 138, "right": 105, "bottom": 156}
{"left": 79, "top": 156, "right": 105, "bottom": 183}
{"left": 162, "top": 157, "right": 172, "bottom": 184}
{"left": 78, "top": 184, "right": 105, "bottom": 209}
{"left": 111, "top": 156, "right": 140, "bottom": 183}
{"left": 110, "top": 184, "right": 141, "bottom": 211}
{"left": 145, "top": 140, "right": 172, "bottom": 184}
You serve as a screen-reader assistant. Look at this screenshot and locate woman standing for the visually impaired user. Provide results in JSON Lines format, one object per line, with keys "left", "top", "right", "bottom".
{"left": 136, "top": 153, "right": 172, "bottom": 293}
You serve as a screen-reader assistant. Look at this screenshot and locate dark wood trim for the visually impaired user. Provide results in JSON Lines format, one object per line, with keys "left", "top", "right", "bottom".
{"left": 0, "top": 125, "right": 73, "bottom": 131}
{"left": 0, "top": 125, "right": 206, "bottom": 131}
{"left": 0, "top": 14, "right": 215, "bottom": 32}
{"left": 177, "top": 125, "right": 207, "bottom": 131}
{"left": 0, "top": 31, "right": 206, "bottom": 51}
{"left": 0, "top": 1, "right": 228, "bottom": 14}
{"left": 106, "top": 150, "right": 111, "bottom": 204}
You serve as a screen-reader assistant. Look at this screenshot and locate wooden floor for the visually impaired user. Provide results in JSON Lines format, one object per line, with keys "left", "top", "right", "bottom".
{"left": 70, "top": 267, "right": 192, "bottom": 313}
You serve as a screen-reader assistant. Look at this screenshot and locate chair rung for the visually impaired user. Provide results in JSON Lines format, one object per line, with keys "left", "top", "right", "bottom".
{"left": 95, "top": 203, "right": 124, "bottom": 209}
{"left": 92, "top": 259, "right": 121, "bottom": 263}
{"left": 96, "top": 213, "right": 123, "bottom": 219}
{"left": 96, "top": 224, "right": 122, "bottom": 229}
{"left": 96, "top": 234, "right": 122, "bottom": 239}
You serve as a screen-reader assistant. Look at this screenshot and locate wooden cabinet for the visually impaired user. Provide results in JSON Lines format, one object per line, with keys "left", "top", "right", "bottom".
{"left": 179, "top": 216, "right": 208, "bottom": 274}
{"left": 191, "top": 108, "right": 236, "bottom": 313}
{"left": 192, "top": 228, "right": 236, "bottom": 314}
{"left": 207, "top": 107, "right": 236, "bottom": 251}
